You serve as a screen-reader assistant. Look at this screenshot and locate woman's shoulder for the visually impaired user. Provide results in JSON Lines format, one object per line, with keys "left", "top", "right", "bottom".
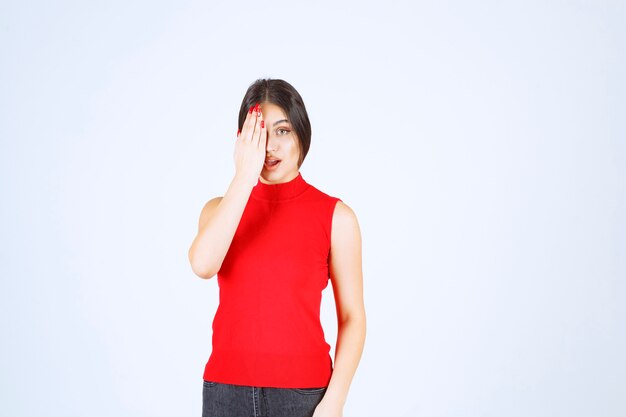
{"left": 301, "top": 178, "right": 352, "bottom": 213}
{"left": 197, "top": 196, "right": 223, "bottom": 229}
{"left": 202, "top": 196, "right": 223, "bottom": 212}
{"left": 303, "top": 180, "right": 341, "bottom": 202}
{"left": 332, "top": 200, "right": 358, "bottom": 224}
{"left": 330, "top": 200, "right": 361, "bottom": 255}
{"left": 303, "top": 181, "right": 356, "bottom": 217}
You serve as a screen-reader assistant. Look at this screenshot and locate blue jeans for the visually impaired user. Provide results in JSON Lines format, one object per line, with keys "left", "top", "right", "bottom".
{"left": 201, "top": 380, "right": 327, "bottom": 417}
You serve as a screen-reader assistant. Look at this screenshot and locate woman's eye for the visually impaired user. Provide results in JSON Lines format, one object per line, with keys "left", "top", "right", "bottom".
{"left": 277, "top": 128, "right": 290, "bottom": 135}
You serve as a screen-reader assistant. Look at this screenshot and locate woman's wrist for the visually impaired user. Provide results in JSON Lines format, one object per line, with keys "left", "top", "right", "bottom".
{"left": 231, "top": 172, "right": 258, "bottom": 190}
{"left": 321, "top": 388, "right": 347, "bottom": 407}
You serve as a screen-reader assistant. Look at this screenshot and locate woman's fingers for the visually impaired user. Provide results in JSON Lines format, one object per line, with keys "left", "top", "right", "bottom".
{"left": 239, "top": 103, "right": 257, "bottom": 142}
{"left": 252, "top": 105, "right": 264, "bottom": 148}
{"left": 233, "top": 103, "right": 266, "bottom": 184}
{"left": 235, "top": 103, "right": 264, "bottom": 154}
{"left": 248, "top": 103, "right": 260, "bottom": 142}
{"left": 249, "top": 104, "right": 263, "bottom": 145}
{"left": 258, "top": 117, "right": 267, "bottom": 150}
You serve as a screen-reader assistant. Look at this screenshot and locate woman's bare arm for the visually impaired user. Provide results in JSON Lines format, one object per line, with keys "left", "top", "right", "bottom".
{"left": 188, "top": 104, "right": 266, "bottom": 279}
{"left": 188, "top": 177, "right": 255, "bottom": 279}
{"left": 314, "top": 201, "right": 366, "bottom": 416}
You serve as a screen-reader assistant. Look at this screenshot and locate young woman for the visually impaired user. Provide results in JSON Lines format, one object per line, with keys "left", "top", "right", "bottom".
{"left": 188, "top": 79, "right": 366, "bottom": 417}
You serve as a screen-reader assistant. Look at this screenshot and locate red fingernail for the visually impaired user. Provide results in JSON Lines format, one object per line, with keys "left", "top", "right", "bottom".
{"left": 237, "top": 128, "right": 241, "bottom": 136}
{"left": 255, "top": 103, "right": 260, "bottom": 112}
{"left": 260, "top": 120, "right": 264, "bottom": 128}
{"left": 249, "top": 105, "right": 254, "bottom": 114}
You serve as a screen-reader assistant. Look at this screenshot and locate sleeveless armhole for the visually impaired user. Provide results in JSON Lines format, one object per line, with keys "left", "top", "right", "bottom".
{"left": 327, "top": 197, "right": 342, "bottom": 256}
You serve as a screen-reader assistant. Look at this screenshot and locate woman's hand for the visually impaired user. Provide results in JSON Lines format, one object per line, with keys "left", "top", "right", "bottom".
{"left": 234, "top": 103, "right": 266, "bottom": 187}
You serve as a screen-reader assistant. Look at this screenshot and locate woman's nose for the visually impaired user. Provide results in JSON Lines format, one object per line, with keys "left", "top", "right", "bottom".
{"left": 266, "top": 136, "right": 278, "bottom": 152}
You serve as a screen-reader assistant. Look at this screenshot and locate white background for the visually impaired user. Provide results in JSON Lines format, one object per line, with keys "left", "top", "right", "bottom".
{"left": 1, "top": 1, "right": 625, "bottom": 416}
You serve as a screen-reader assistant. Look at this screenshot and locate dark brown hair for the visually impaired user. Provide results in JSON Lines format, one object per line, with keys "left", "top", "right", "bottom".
{"left": 237, "top": 79, "right": 311, "bottom": 167}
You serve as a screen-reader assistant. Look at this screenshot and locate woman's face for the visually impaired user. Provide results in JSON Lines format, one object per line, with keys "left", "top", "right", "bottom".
{"left": 259, "top": 102, "right": 301, "bottom": 184}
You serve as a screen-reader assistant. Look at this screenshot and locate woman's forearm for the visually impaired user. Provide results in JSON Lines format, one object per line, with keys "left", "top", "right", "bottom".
{"left": 323, "top": 313, "right": 367, "bottom": 407}
{"left": 188, "top": 175, "right": 256, "bottom": 278}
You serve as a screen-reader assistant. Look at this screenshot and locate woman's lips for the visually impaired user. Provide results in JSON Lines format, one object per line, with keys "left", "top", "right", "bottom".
{"left": 264, "top": 159, "right": 281, "bottom": 170}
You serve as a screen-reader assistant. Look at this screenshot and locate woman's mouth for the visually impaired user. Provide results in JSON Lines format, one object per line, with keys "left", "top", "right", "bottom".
{"left": 264, "top": 158, "right": 281, "bottom": 170}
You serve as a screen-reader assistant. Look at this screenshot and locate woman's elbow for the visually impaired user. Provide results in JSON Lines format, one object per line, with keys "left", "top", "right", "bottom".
{"left": 192, "top": 266, "right": 217, "bottom": 280}
{"left": 338, "top": 309, "right": 367, "bottom": 328}
{"left": 188, "top": 250, "right": 219, "bottom": 279}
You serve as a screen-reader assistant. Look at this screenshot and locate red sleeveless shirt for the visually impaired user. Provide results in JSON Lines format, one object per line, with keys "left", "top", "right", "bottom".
{"left": 203, "top": 173, "right": 341, "bottom": 388}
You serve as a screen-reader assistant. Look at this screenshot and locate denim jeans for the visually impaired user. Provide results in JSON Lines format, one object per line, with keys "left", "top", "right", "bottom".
{"left": 201, "top": 380, "right": 327, "bottom": 417}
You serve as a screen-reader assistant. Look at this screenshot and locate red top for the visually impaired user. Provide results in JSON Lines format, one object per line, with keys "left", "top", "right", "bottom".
{"left": 203, "top": 173, "right": 341, "bottom": 388}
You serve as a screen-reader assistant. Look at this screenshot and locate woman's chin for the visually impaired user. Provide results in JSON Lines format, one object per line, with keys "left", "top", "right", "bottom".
{"left": 259, "top": 171, "right": 277, "bottom": 183}
{"left": 260, "top": 168, "right": 298, "bottom": 184}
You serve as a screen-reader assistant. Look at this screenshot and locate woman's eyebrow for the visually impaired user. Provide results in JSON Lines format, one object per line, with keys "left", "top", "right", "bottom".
{"left": 272, "top": 119, "right": 289, "bottom": 127}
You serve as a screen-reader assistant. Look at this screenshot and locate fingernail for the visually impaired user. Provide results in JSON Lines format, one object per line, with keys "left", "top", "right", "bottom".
{"left": 260, "top": 120, "right": 264, "bottom": 128}
{"left": 249, "top": 105, "right": 254, "bottom": 114}
{"left": 237, "top": 128, "right": 241, "bottom": 135}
